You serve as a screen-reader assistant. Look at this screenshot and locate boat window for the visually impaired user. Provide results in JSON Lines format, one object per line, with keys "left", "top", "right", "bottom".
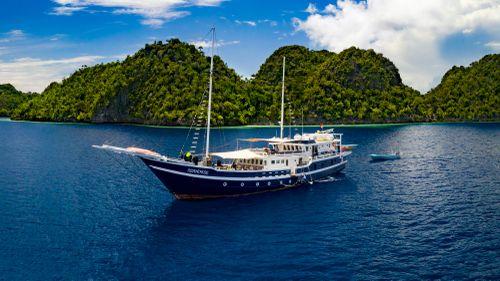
{"left": 264, "top": 160, "right": 267, "bottom": 165}
{"left": 286, "top": 160, "right": 289, "bottom": 165}
{"left": 271, "top": 160, "right": 275, "bottom": 164}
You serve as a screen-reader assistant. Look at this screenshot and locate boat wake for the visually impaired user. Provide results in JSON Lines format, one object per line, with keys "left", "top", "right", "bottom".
{"left": 315, "top": 176, "right": 339, "bottom": 183}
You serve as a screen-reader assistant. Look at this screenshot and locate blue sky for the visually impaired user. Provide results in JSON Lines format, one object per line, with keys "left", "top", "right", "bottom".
{"left": 0, "top": 0, "right": 499, "bottom": 93}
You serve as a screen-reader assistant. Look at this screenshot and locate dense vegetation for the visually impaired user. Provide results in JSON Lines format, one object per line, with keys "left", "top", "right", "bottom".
{"left": 6, "top": 39, "right": 499, "bottom": 125}
{"left": 424, "top": 54, "right": 499, "bottom": 121}
{"left": 12, "top": 39, "right": 246, "bottom": 125}
{"left": 0, "top": 84, "right": 32, "bottom": 117}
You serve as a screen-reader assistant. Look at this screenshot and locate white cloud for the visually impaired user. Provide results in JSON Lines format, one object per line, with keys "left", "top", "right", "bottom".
{"left": 485, "top": 41, "right": 500, "bottom": 51}
{"left": 0, "top": 56, "right": 106, "bottom": 92}
{"left": 0, "top": 29, "right": 26, "bottom": 43}
{"left": 50, "top": 0, "right": 225, "bottom": 26}
{"left": 305, "top": 3, "right": 318, "bottom": 14}
{"left": 139, "top": 18, "right": 167, "bottom": 27}
{"left": 294, "top": 0, "right": 500, "bottom": 92}
{"left": 235, "top": 20, "right": 256, "bottom": 27}
{"left": 190, "top": 39, "right": 240, "bottom": 49}
{"left": 258, "top": 19, "right": 278, "bottom": 27}
{"left": 194, "top": 0, "right": 226, "bottom": 6}
{"left": 323, "top": 4, "right": 337, "bottom": 14}
{"left": 7, "top": 30, "right": 25, "bottom": 37}
{"left": 50, "top": 6, "right": 86, "bottom": 15}
{"left": 49, "top": 34, "right": 66, "bottom": 41}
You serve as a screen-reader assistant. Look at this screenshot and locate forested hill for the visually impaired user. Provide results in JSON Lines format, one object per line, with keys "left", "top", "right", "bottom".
{"left": 12, "top": 39, "right": 246, "bottom": 125}
{"left": 0, "top": 84, "right": 32, "bottom": 117}
{"left": 7, "top": 39, "right": 499, "bottom": 125}
{"left": 237, "top": 45, "right": 422, "bottom": 123}
{"left": 424, "top": 54, "right": 499, "bottom": 121}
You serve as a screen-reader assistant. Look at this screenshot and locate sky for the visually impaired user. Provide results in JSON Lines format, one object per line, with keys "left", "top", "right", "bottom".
{"left": 0, "top": 0, "right": 499, "bottom": 93}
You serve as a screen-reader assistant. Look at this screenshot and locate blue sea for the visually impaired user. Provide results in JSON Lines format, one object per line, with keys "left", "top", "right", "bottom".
{"left": 0, "top": 119, "right": 499, "bottom": 280}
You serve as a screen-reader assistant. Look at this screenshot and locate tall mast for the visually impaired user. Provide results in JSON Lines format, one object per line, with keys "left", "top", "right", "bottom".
{"left": 205, "top": 27, "right": 215, "bottom": 159}
{"left": 280, "top": 56, "right": 286, "bottom": 140}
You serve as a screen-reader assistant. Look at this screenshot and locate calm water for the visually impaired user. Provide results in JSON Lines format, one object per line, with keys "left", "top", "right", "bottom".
{"left": 0, "top": 120, "right": 499, "bottom": 280}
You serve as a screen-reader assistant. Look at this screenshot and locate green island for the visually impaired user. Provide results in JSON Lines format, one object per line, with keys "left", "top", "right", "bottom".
{"left": 1, "top": 39, "right": 498, "bottom": 125}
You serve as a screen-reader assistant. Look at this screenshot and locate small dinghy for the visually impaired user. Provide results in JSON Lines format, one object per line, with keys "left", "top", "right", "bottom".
{"left": 370, "top": 152, "right": 400, "bottom": 161}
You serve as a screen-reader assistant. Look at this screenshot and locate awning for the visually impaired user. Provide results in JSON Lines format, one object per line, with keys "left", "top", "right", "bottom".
{"left": 210, "top": 149, "right": 265, "bottom": 159}
{"left": 239, "top": 137, "right": 296, "bottom": 143}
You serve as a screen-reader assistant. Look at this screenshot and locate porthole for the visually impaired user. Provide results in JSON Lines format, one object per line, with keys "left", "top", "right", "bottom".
{"left": 267, "top": 181, "right": 271, "bottom": 186}
{"left": 222, "top": 182, "right": 227, "bottom": 187}
{"left": 240, "top": 182, "right": 245, "bottom": 187}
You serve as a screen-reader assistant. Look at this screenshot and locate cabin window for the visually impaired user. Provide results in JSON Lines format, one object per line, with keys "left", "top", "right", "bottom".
{"left": 264, "top": 160, "right": 267, "bottom": 165}
{"left": 260, "top": 160, "right": 263, "bottom": 165}
{"left": 271, "top": 160, "right": 275, "bottom": 164}
{"left": 286, "top": 160, "right": 289, "bottom": 165}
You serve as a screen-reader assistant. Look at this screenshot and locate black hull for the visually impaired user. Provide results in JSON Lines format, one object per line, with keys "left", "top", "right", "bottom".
{"left": 141, "top": 156, "right": 347, "bottom": 200}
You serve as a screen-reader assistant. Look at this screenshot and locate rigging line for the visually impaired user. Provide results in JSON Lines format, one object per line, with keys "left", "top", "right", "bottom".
{"left": 127, "top": 153, "right": 161, "bottom": 188}
{"left": 104, "top": 149, "right": 160, "bottom": 191}
{"left": 197, "top": 28, "right": 213, "bottom": 47}
{"left": 211, "top": 142, "right": 232, "bottom": 151}
{"left": 178, "top": 88, "right": 208, "bottom": 156}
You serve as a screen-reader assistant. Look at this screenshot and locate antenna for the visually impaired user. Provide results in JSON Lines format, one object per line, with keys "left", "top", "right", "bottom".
{"left": 301, "top": 108, "right": 304, "bottom": 136}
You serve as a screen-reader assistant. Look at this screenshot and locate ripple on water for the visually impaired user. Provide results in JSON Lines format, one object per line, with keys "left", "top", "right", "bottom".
{"left": 0, "top": 122, "right": 499, "bottom": 279}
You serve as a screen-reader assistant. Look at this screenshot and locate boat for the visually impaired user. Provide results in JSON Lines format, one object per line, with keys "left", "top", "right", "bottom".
{"left": 369, "top": 152, "right": 400, "bottom": 161}
{"left": 341, "top": 144, "right": 357, "bottom": 151}
{"left": 93, "top": 28, "right": 351, "bottom": 200}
